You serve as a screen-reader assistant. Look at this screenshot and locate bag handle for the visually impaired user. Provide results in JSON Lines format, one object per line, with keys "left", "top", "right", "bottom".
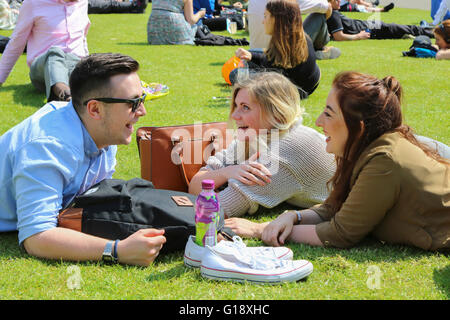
{"left": 171, "top": 133, "right": 220, "bottom": 187}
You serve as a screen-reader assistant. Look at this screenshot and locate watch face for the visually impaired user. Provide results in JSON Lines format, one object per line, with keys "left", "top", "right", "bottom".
{"left": 103, "top": 254, "right": 113, "bottom": 262}
{"left": 102, "top": 241, "right": 117, "bottom": 263}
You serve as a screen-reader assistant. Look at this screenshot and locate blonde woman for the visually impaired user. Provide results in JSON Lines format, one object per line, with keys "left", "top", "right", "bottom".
{"left": 233, "top": 0, "right": 321, "bottom": 99}
{"left": 189, "top": 72, "right": 335, "bottom": 218}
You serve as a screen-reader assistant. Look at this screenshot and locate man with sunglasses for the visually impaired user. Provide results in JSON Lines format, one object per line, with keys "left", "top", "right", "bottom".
{"left": 0, "top": 53, "right": 166, "bottom": 266}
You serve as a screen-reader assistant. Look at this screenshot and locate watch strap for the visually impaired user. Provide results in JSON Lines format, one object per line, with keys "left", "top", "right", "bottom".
{"left": 102, "top": 240, "right": 117, "bottom": 263}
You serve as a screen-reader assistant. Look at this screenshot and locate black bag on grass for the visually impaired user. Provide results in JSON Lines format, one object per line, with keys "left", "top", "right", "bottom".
{"left": 194, "top": 25, "right": 249, "bottom": 46}
{"left": 402, "top": 35, "right": 438, "bottom": 58}
{"left": 58, "top": 178, "right": 234, "bottom": 255}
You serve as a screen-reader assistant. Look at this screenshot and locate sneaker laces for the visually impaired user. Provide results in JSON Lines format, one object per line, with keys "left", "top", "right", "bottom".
{"left": 212, "top": 236, "right": 291, "bottom": 270}
{"left": 229, "top": 235, "right": 281, "bottom": 258}
{"left": 244, "top": 254, "right": 291, "bottom": 271}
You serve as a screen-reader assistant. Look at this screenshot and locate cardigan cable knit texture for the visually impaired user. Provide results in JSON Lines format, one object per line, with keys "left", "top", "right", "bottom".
{"left": 203, "top": 121, "right": 336, "bottom": 217}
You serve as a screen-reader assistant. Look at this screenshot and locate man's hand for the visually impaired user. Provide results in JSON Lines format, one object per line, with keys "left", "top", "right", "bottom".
{"left": 117, "top": 228, "right": 166, "bottom": 267}
{"left": 23, "top": 227, "right": 166, "bottom": 267}
{"left": 356, "top": 30, "right": 371, "bottom": 40}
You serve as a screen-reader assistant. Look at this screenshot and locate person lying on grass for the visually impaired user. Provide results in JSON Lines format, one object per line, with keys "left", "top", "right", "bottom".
{"left": 0, "top": 53, "right": 166, "bottom": 266}
{"left": 225, "top": 71, "right": 450, "bottom": 251}
{"left": 189, "top": 71, "right": 336, "bottom": 219}
{"left": 327, "top": 0, "right": 434, "bottom": 41}
{"left": 433, "top": 20, "right": 450, "bottom": 60}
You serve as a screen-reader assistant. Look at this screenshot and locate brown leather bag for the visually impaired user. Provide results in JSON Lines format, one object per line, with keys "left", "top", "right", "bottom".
{"left": 58, "top": 207, "right": 83, "bottom": 232}
{"left": 136, "top": 122, "right": 231, "bottom": 192}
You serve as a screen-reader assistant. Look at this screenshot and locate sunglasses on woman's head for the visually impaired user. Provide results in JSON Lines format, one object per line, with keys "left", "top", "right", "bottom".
{"left": 83, "top": 93, "right": 147, "bottom": 113}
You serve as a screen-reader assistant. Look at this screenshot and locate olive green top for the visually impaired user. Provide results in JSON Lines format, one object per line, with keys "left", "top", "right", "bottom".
{"left": 313, "top": 132, "right": 450, "bottom": 251}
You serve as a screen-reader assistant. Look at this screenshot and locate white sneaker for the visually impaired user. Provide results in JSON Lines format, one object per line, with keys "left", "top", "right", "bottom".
{"left": 200, "top": 245, "right": 313, "bottom": 284}
{"left": 184, "top": 235, "right": 293, "bottom": 268}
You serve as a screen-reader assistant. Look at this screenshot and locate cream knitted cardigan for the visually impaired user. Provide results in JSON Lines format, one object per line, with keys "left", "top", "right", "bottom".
{"left": 203, "top": 121, "right": 336, "bottom": 217}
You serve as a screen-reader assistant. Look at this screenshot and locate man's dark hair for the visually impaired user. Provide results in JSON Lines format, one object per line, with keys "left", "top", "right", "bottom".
{"left": 70, "top": 53, "right": 139, "bottom": 113}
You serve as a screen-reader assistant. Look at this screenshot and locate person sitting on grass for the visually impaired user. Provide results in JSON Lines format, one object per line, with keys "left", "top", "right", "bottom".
{"left": 327, "top": 0, "right": 434, "bottom": 41}
{"left": 247, "top": 0, "right": 341, "bottom": 60}
{"left": 225, "top": 71, "right": 450, "bottom": 252}
{"left": 232, "top": 0, "right": 326, "bottom": 100}
{"left": 147, "top": 0, "right": 206, "bottom": 45}
{"left": 338, "top": 0, "right": 394, "bottom": 13}
{"left": 0, "top": 53, "right": 166, "bottom": 267}
{"left": 189, "top": 71, "right": 335, "bottom": 219}
{"left": 433, "top": 19, "right": 450, "bottom": 60}
{"left": 0, "top": 0, "right": 90, "bottom": 102}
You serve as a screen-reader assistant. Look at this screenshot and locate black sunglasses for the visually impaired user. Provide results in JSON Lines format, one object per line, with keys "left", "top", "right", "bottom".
{"left": 84, "top": 93, "right": 147, "bottom": 113}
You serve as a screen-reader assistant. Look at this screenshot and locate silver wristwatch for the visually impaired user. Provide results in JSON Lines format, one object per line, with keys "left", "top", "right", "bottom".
{"left": 102, "top": 240, "right": 117, "bottom": 263}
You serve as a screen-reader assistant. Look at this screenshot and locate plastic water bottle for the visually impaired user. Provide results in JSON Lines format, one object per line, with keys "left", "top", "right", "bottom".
{"left": 237, "top": 60, "right": 249, "bottom": 82}
{"left": 195, "top": 180, "right": 220, "bottom": 247}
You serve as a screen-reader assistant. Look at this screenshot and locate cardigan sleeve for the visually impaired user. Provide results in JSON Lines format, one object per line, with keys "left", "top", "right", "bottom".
{"left": 315, "top": 154, "right": 400, "bottom": 248}
{"left": 219, "top": 161, "right": 305, "bottom": 217}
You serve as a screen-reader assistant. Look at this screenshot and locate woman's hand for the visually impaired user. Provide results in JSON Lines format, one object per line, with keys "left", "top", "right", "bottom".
{"left": 235, "top": 48, "right": 252, "bottom": 61}
{"left": 221, "top": 153, "right": 271, "bottom": 186}
{"left": 261, "top": 210, "right": 297, "bottom": 246}
{"left": 233, "top": 2, "right": 243, "bottom": 9}
{"left": 225, "top": 217, "right": 266, "bottom": 239}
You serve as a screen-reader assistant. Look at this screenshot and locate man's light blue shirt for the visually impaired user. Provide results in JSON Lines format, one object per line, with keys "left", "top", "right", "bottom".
{"left": 0, "top": 101, "right": 117, "bottom": 244}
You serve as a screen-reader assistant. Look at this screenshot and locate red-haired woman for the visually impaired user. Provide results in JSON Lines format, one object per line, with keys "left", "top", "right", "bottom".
{"left": 226, "top": 71, "right": 450, "bottom": 251}
{"left": 232, "top": 0, "right": 323, "bottom": 100}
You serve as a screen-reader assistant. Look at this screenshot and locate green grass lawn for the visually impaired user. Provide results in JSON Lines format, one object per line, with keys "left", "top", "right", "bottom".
{"left": 0, "top": 7, "right": 448, "bottom": 300}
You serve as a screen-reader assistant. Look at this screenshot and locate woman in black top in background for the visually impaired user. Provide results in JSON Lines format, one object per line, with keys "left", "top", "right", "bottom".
{"left": 232, "top": 0, "right": 320, "bottom": 99}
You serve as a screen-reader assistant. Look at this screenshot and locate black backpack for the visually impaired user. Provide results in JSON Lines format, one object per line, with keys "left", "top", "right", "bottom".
{"left": 0, "top": 36, "right": 10, "bottom": 54}
{"left": 194, "top": 25, "right": 249, "bottom": 46}
{"left": 402, "top": 35, "right": 438, "bottom": 58}
{"left": 64, "top": 178, "right": 234, "bottom": 255}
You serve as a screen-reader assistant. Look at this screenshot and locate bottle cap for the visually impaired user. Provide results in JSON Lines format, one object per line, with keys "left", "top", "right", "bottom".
{"left": 201, "top": 179, "right": 215, "bottom": 190}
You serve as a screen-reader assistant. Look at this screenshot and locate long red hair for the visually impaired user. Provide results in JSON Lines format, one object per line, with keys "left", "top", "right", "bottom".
{"left": 326, "top": 71, "right": 449, "bottom": 214}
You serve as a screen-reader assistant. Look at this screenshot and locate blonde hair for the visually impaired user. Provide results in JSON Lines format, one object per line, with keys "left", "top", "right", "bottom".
{"left": 229, "top": 72, "right": 303, "bottom": 133}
